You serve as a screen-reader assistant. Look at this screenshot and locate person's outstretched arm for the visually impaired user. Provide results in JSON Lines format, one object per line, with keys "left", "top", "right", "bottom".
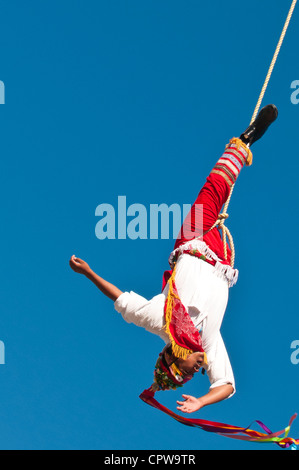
{"left": 176, "top": 384, "right": 234, "bottom": 414}
{"left": 69, "top": 255, "right": 123, "bottom": 302}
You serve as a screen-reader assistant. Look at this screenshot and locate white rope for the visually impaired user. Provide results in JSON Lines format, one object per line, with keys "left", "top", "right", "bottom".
{"left": 211, "top": 0, "right": 298, "bottom": 268}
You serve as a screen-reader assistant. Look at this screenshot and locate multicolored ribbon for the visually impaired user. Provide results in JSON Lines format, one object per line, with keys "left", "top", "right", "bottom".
{"left": 140, "top": 389, "right": 299, "bottom": 449}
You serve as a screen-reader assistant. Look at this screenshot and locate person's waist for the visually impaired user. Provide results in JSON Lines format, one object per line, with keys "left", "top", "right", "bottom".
{"left": 168, "top": 239, "right": 238, "bottom": 287}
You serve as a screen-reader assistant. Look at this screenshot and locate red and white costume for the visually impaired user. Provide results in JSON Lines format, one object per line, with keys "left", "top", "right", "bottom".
{"left": 115, "top": 138, "right": 252, "bottom": 397}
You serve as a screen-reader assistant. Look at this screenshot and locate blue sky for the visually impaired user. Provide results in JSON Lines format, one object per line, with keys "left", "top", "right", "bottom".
{"left": 0, "top": 0, "right": 299, "bottom": 450}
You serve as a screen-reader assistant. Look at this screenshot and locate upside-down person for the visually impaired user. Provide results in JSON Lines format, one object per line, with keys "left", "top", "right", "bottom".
{"left": 69, "top": 105, "right": 278, "bottom": 414}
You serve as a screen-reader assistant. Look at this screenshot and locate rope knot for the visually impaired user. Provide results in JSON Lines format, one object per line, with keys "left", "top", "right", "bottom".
{"left": 218, "top": 213, "right": 229, "bottom": 223}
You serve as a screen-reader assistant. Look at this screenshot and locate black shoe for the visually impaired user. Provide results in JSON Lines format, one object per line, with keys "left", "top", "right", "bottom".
{"left": 240, "top": 104, "right": 278, "bottom": 147}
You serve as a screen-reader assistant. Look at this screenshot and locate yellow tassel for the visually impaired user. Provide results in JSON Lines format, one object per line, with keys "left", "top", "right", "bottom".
{"left": 226, "top": 137, "right": 253, "bottom": 167}
{"left": 171, "top": 361, "right": 183, "bottom": 377}
{"left": 163, "top": 265, "right": 197, "bottom": 360}
{"left": 164, "top": 265, "right": 209, "bottom": 369}
{"left": 202, "top": 352, "right": 208, "bottom": 369}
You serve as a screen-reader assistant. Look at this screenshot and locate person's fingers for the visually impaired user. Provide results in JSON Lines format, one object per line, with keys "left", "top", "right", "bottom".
{"left": 182, "top": 394, "right": 191, "bottom": 399}
{"left": 177, "top": 405, "right": 190, "bottom": 413}
{"left": 69, "top": 256, "right": 82, "bottom": 272}
{"left": 70, "top": 255, "right": 82, "bottom": 264}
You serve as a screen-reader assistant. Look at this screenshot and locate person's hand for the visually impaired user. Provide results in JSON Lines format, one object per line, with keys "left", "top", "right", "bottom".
{"left": 176, "top": 395, "right": 203, "bottom": 414}
{"left": 69, "top": 255, "right": 91, "bottom": 276}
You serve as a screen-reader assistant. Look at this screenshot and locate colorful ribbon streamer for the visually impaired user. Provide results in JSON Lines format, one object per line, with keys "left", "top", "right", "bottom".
{"left": 140, "top": 389, "right": 299, "bottom": 449}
